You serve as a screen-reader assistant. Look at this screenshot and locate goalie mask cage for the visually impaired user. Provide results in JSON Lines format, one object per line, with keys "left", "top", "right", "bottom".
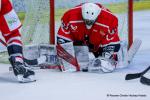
{"left": 0, "top": 0, "right": 133, "bottom": 63}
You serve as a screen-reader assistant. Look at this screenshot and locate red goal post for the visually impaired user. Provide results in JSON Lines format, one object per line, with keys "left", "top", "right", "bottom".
{"left": 128, "top": 0, "right": 133, "bottom": 49}
{"left": 50, "top": 0, "right": 55, "bottom": 45}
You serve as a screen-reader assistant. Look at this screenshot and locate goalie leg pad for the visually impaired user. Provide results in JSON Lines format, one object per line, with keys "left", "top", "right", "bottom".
{"left": 57, "top": 42, "right": 80, "bottom": 72}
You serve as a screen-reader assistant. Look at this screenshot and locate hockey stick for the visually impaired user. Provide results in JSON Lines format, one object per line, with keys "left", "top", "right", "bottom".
{"left": 56, "top": 44, "right": 80, "bottom": 71}
{"left": 125, "top": 66, "right": 150, "bottom": 80}
{"left": 0, "top": 38, "right": 7, "bottom": 46}
{"left": 140, "top": 75, "right": 150, "bottom": 86}
{"left": 9, "top": 58, "right": 61, "bottom": 71}
{"left": 24, "top": 57, "right": 61, "bottom": 70}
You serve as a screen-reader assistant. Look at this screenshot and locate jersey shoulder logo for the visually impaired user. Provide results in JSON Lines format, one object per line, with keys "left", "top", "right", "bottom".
{"left": 70, "top": 25, "right": 77, "bottom": 31}
{"left": 106, "top": 35, "right": 114, "bottom": 41}
{"left": 4, "top": 10, "right": 21, "bottom": 31}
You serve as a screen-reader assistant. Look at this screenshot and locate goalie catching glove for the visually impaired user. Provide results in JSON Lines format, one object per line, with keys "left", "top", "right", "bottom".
{"left": 83, "top": 56, "right": 116, "bottom": 73}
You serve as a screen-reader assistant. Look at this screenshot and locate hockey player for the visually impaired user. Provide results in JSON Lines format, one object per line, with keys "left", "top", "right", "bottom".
{"left": 0, "top": 0, "right": 35, "bottom": 82}
{"left": 57, "top": 3, "right": 121, "bottom": 73}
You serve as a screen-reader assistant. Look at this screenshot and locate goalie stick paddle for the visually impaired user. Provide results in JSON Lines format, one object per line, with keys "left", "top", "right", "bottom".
{"left": 127, "top": 39, "right": 142, "bottom": 64}
{"left": 125, "top": 66, "right": 150, "bottom": 80}
{"left": 56, "top": 44, "right": 80, "bottom": 71}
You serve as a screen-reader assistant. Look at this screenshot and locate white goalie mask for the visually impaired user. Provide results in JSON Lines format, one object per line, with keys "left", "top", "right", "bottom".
{"left": 82, "top": 3, "right": 101, "bottom": 26}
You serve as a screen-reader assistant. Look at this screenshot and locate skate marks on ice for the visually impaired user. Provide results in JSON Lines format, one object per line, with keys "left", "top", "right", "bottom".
{"left": 0, "top": 64, "right": 21, "bottom": 83}
{"left": 0, "top": 72, "right": 18, "bottom": 83}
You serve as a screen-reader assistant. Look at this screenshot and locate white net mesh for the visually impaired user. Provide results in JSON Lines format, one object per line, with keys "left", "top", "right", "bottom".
{"left": 21, "top": 0, "right": 50, "bottom": 45}
{"left": 21, "top": 0, "right": 129, "bottom": 45}
{"left": 0, "top": 0, "right": 50, "bottom": 63}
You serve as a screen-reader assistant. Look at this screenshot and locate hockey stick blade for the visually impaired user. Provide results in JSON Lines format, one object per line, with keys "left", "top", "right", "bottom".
{"left": 125, "top": 66, "right": 150, "bottom": 80}
{"left": 140, "top": 75, "right": 150, "bottom": 86}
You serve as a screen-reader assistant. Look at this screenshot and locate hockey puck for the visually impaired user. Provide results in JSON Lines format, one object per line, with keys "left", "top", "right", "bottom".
{"left": 82, "top": 68, "right": 88, "bottom": 72}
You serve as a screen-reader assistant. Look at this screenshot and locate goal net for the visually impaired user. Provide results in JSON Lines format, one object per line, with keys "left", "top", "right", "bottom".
{"left": 0, "top": 0, "right": 133, "bottom": 63}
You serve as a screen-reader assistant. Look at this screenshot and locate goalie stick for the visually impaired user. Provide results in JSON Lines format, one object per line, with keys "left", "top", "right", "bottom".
{"left": 127, "top": 38, "right": 142, "bottom": 64}
{"left": 140, "top": 75, "right": 150, "bottom": 86}
{"left": 56, "top": 44, "right": 80, "bottom": 71}
{"left": 125, "top": 66, "right": 150, "bottom": 80}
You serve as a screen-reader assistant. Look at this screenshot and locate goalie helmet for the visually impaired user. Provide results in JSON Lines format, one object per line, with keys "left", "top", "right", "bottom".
{"left": 82, "top": 3, "right": 101, "bottom": 26}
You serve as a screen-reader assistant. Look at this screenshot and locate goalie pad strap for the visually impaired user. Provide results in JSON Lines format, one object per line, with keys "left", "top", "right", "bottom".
{"left": 56, "top": 44, "right": 80, "bottom": 71}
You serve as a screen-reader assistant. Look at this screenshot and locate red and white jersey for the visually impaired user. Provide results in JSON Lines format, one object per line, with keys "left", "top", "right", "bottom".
{"left": 0, "top": 0, "right": 22, "bottom": 47}
{"left": 57, "top": 3, "right": 120, "bottom": 53}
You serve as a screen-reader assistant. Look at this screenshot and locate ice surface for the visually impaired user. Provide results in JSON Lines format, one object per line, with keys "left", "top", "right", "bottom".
{"left": 0, "top": 11, "right": 150, "bottom": 100}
